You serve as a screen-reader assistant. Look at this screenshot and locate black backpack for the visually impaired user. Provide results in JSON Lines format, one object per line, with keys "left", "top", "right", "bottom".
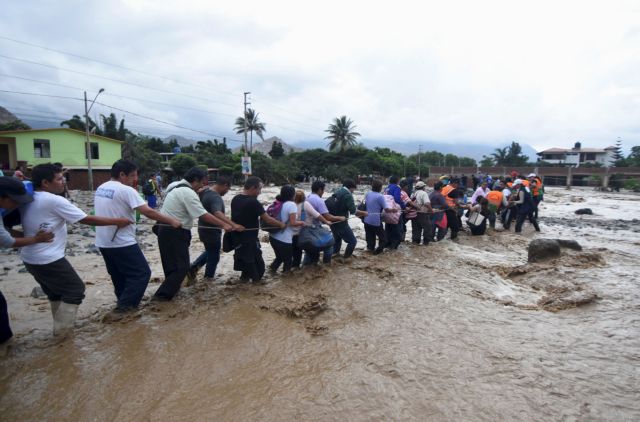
{"left": 142, "top": 181, "right": 154, "bottom": 196}
{"left": 324, "top": 194, "right": 340, "bottom": 215}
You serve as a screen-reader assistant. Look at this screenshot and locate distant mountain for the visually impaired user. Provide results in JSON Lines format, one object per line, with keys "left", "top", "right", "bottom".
{"left": 0, "top": 106, "right": 19, "bottom": 124}
{"left": 232, "top": 136, "right": 304, "bottom": 155}
{"left": 290, "top": 139, "right": 539, "bottom": 161}
{"left": 162, "top": 134, "right": 199, "bottom": 145}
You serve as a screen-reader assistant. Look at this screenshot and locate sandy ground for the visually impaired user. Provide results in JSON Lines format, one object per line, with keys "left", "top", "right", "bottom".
{"left": 0, "top": 185, "right": 639, "bottom": 420}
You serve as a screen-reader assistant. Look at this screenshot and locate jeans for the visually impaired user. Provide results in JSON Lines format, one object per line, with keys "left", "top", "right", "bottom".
{"left": 515, "top": 211, "right": 540, "bottom": 233}
{"left": 330, "top": 222, "right": 357, "bottom": 258}
{"left": 155, "top": 226, "right": 192, "bottom": 300}
{"left": 192, "top": 237, "right": 222, "bottom": 278}
{"left": 364, "top": 223, "right": 386, "bottom": 251}
{"left": 269, "top": 236, "right": 293, "bottom": 272}
{"left": 100, "top": 244, "right": 152, "bottom": 310}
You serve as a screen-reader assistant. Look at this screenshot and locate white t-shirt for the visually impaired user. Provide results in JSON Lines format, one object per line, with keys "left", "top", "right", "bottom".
{"left": 94, "top": 180, "right": 145, "bottom": 248}
{"left": 20, "top": 191, "right": 87, "bottom": 265}
{"left": 270, "top": 201, "right": 298, "bottom": 244}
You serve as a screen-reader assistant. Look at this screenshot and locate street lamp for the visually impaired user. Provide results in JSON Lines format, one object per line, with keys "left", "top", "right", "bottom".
{"left": 84, "top": 88, "right": 104, "bottom": 191}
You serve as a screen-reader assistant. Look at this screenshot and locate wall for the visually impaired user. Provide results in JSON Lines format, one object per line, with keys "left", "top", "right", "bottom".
{"left": 12, "top": 129, "right": 122, "bottom": 167}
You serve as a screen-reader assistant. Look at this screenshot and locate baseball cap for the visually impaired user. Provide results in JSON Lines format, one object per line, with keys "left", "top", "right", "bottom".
{"left": 415, "top": 181, "right": 427, "bottom": 189}
{"left": 513, "top": 178, "right": 523, "bottom": 186}
{"left": 527, "top": 173, "right": 537, "bottom": 178}
{"left": 0, "top": 177, "right": 34, "bottom": 204}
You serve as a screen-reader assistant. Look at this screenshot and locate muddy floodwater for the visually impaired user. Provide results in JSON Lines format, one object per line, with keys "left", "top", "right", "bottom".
{"left": 1, "top": 187, "right": 639, "bottom": 420}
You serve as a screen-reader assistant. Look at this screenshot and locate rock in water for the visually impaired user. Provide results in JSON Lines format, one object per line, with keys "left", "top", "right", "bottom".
{"left": 556, "top": 239, "right": 583, "bottom": 251}
{"left": 575, "top": 208, "right": 593, "bottom": 215}
{"left": 528, "top": 239, "right": 561, "bottom": 262}
{"left": 30, "top": 286, "right": 46, "bottom": 298}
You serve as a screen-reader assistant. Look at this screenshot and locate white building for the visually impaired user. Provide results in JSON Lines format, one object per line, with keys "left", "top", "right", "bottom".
{"left": 537, "top": 142, "right": 616, "bottom": 167}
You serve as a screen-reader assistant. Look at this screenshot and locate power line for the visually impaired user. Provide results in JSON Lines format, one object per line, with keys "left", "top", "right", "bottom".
{"left": 0, "top": 89, "right": 243, "bottom": 142}
{"left": 0, "top": 34, "right": 239, "bottom": 100}
{"left": 0, "top": 54, "right": 239, "bottom": 108}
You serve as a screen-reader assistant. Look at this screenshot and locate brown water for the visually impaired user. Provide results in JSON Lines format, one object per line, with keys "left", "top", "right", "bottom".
{"left": 1, "top": 189, "right": 639, "bottom": 421}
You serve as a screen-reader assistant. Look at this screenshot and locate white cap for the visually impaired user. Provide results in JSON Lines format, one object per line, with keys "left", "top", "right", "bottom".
{"left": 513, "top": 178, "right": 523, "bottom": 186}
{"left": 527, "top": 173, "right": 537, "bottom": 178}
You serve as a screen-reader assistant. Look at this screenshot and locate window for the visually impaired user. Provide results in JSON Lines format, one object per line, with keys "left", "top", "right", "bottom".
{"left": 85, "top": 142, "right": 99, "bottom": 159}
{"left": 34, "top": 139, "right": 51, "bottom": 158}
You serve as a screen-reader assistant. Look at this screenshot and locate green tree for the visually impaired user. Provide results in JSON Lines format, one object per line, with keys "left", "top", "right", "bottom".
{"left": 480, "top": 155, "right": 495, "bottom": 167}
{"left": 60, "top": 114, "right": 99, "bottom": 133}
{"left": 0, "top": 119, "right": 31, "bottom": 131}
{"left": 612, "top": 137, "right": 624, "bottom": 161}
{"left": 169, "top": 154, "right": 197, "bottom": 177}
{"left": 269, "top": 141, "right": 285, "bottom": 159}
{"left": 627, "top": 146, "right": 640, "bottom": 167}
{"left": 491, "top": 147, "right": 508, "bottom": 165}
{"left": 325, "top": 116, "right": 361, "bottom": 152}
{"left": 235, "top": 108, "right": 266, "bottom": 154}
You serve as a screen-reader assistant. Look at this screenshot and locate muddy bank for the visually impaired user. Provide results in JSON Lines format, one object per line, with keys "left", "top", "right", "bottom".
{"left": 1, "top": 187, "right": 639, "bottom": 420}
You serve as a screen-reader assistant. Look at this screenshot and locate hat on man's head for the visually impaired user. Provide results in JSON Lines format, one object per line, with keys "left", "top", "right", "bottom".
{"left": 513, "top": 178, "right": 523, "bottom": 186}
{"left": 0, "top": 177, "right": 33, "bottom": 204}
{"left": 527, "top": 173, "right": 537, "bottom": 178}
{"left": 415, "top": 181, "right": 427, "bottom": 189}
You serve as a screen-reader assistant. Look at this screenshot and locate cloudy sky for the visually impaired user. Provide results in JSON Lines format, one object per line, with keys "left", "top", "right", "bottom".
{"left": 1, "top": 0, "right": 639, "bottom": 154}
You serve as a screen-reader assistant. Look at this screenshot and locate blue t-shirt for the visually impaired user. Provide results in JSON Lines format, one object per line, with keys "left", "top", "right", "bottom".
{"left": 363, "top": 191, "right": 387, "bottom": 226}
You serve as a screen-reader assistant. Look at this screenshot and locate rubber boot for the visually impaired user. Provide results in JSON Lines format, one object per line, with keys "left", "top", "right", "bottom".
{"left": 50, "top": 300, "right": 61, "bottom": 319}
{"left": 533, "top": 220, "right": 541, "bottom": 232}
{"left": 53, "top": 302, "right": 78, "bottom": 336}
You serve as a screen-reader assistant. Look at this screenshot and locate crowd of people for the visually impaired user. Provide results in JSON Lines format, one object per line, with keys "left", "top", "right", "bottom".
{"left": 0, "top": 160, "right": 544, "bottom": 343}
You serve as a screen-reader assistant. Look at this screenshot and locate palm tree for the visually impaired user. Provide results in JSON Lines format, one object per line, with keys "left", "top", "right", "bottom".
{"left": 325, "top": 116, "right": 361, "bottom": 152}
{"left": 491, "top": 147, "right": 509, "bottom": 166}
{"left": 235, "top": 108, "right": 266, "bottom": 153}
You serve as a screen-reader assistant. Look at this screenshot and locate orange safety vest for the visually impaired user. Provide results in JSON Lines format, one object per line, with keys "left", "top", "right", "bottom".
{"left": 486, "top": 190, "right": 503, "bottom": 207}
{"left": 531, "top": 177, "right": 543, "bottom": 197}
{"left": 441, "top": 184, "right": 456, "bottom": 208}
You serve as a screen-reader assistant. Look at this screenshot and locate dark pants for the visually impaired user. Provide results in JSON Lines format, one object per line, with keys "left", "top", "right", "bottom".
{"left": 515, "top": 211, "right": 540, "bottom": 233}
{"left": 411, "top": 213, "right": 432, "bottom": 244}
{"left": 234, "top": 241, "right": 265, "bottom": 281}
{"left": 385, "top": 223, "right": 402, "bottom": 249}
{"left": 100, "top": 244, "right": 151, "bottom": 310}
{"left": 501, "top": 207, "right": 515, "bottom": 230}
{"left": 331, "top": 222, "right": 357, "bottom": 258}
{"left": 155, "top": 226, "right": 192, "bottom": 300}
{"left": 269, "top": 236, "right": 294, "bottom": 272}
{"left": 24, "top": 257, "right": 85, "bottom": 305}
{"left": 292, "top": 235, "right": 303, "bottom": 268}
{"left": 364, "top": 223, "right": 386, "bottom": 252}
{"left": 192, "top": 237, "right": 222, "bottom": 278}
{"left": 303, "top": 246, "right": 332, "bottom": 265}
{"left": 488, "top": 211, "right": 496, "bottom": 228}
{"left": 0, "top": 290, "right": 12, "bottom": 344}
{"left": 445, "top": 209, "right": 460, "bottom": 240}
{"left": 533, "top": 196, "right": 541, "bottom": 219}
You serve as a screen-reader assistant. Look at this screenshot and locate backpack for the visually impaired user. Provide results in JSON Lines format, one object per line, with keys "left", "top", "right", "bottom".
{"left": 324, "top": 194, "right": 340, "bottom": 215}
{"left": 142, "top": 181, "right": 155, "bottom": 196}
{"left": 382, "top": 194, "right": 401, "bottom": 224}
{"left": 261, "top": 200, "right": 284, "bottom": 233}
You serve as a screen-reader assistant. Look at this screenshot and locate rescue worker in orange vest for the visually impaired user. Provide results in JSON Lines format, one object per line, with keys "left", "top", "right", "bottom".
{"left": 441, "top": 178, "right": 468, "bottom": 240}
{"left": 528, "top": 173, "right": 543, "bottom": 219}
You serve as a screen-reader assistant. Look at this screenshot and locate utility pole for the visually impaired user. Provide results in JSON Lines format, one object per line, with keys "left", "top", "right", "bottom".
{"left": 243, "top": 92, "right": 251, "bottom": 180}
{"left": 84, "top": 88, "right": 104, "bottom": 191}
{"left": 244, "top": 92, "right": 251, "bottom": 154}
{"left": 417, "top": 144, "right": 422, "bottom": 180}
